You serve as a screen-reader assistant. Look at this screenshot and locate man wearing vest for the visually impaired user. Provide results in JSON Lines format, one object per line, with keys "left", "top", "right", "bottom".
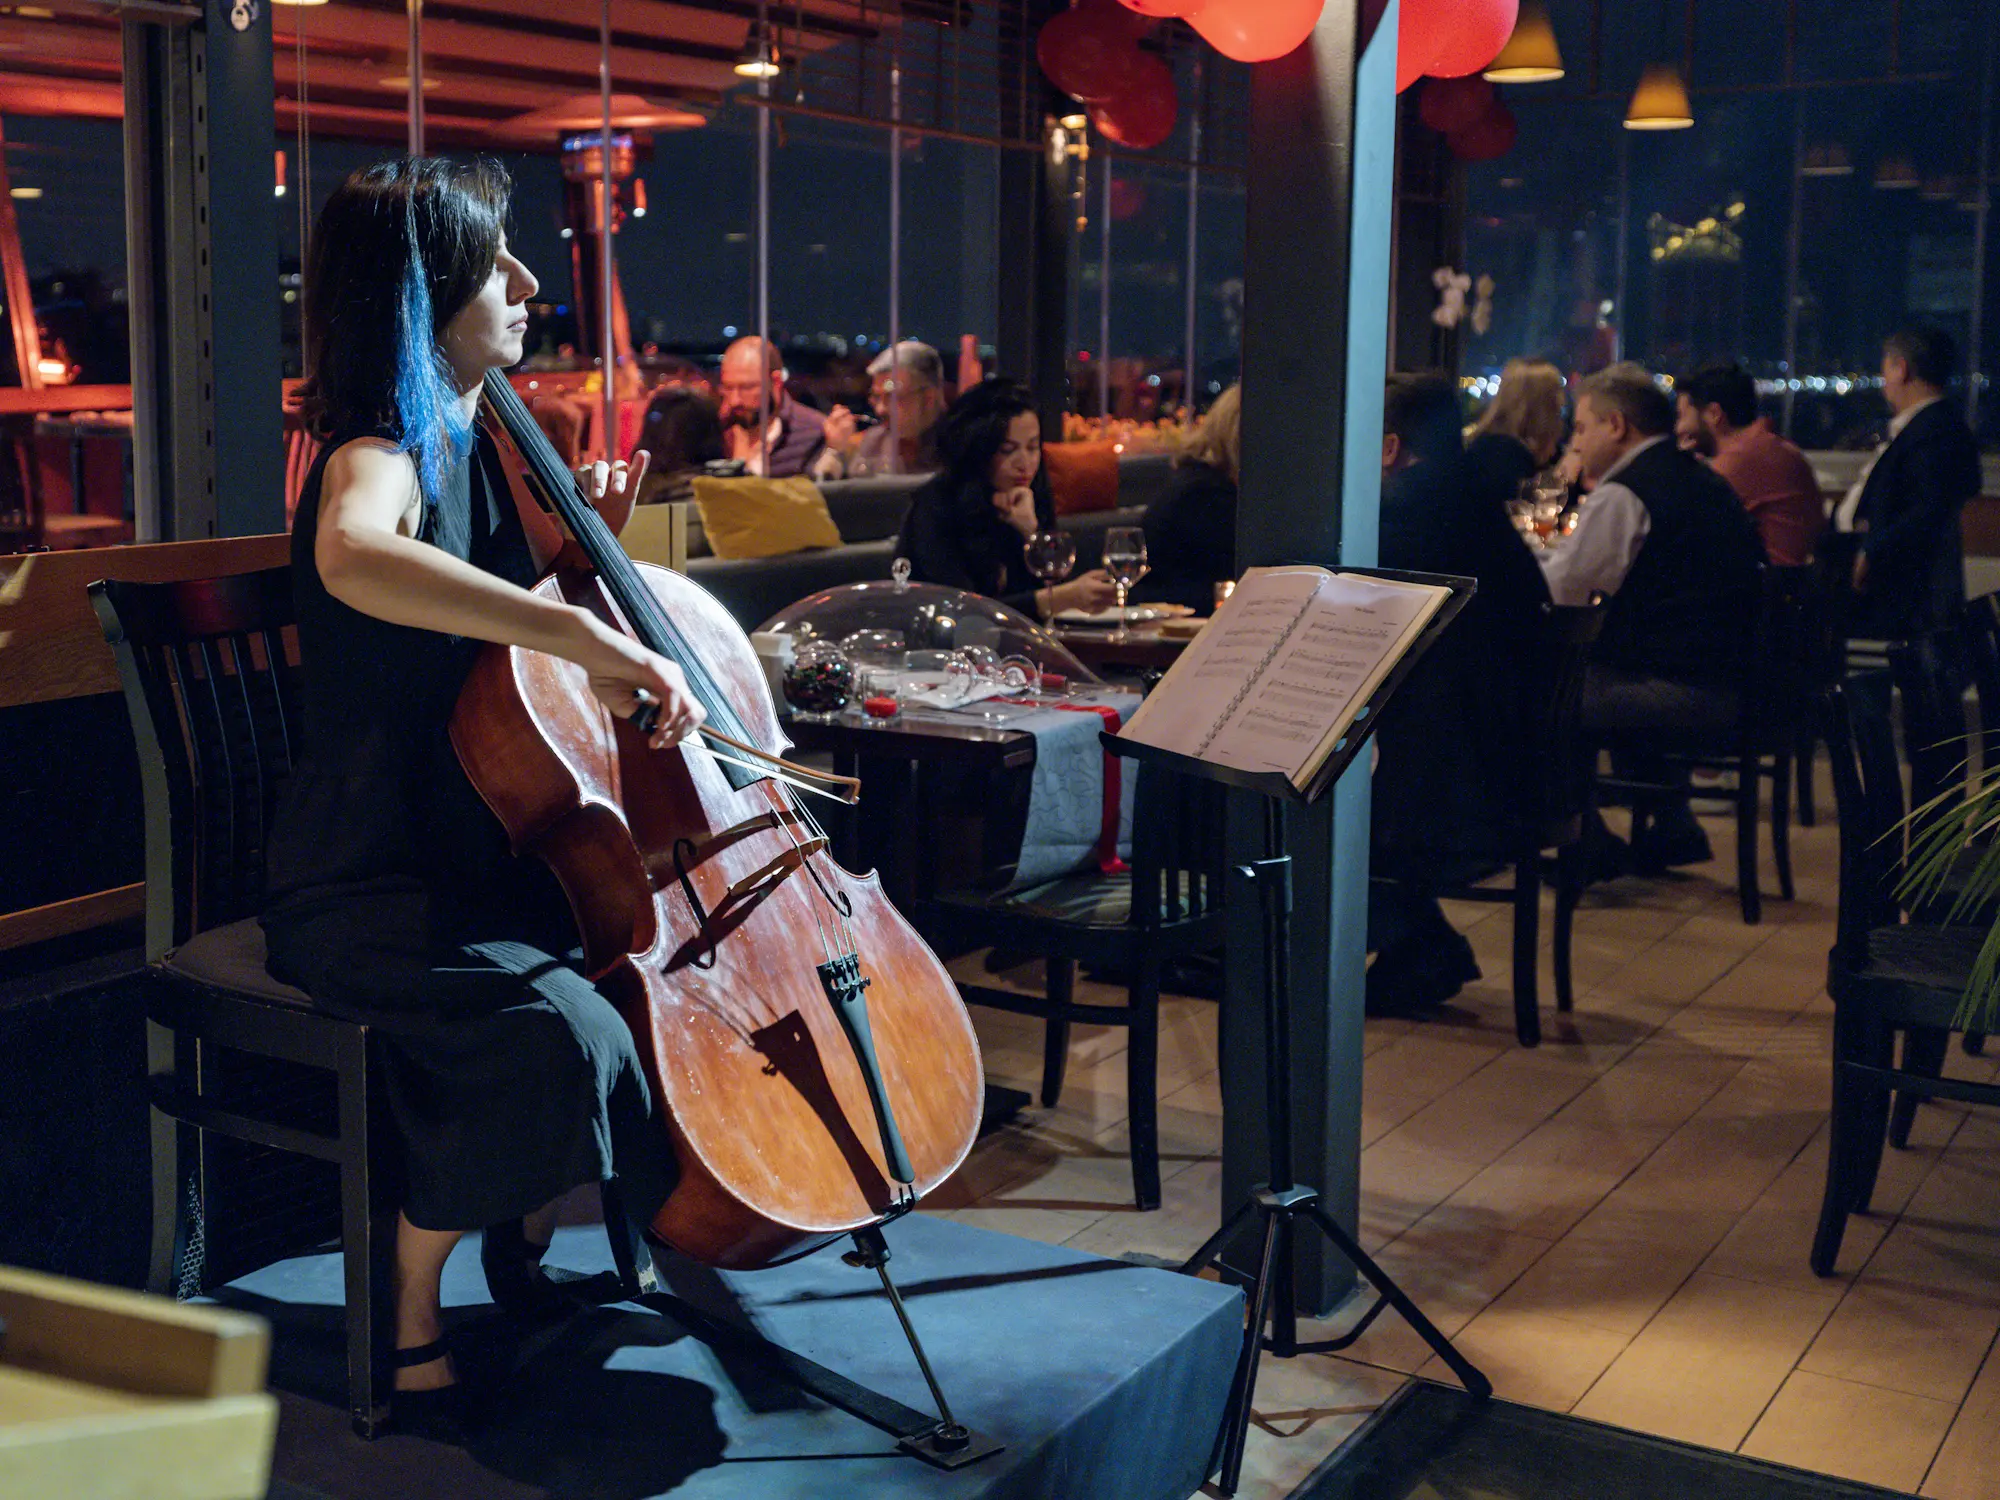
{"left": 1542, "top": 363, "right": 1765, "bottom": 873}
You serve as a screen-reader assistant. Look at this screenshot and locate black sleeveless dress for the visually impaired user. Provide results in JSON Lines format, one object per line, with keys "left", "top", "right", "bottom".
{"left": 261, "top": 429, "right": 673, "bottom": 1232}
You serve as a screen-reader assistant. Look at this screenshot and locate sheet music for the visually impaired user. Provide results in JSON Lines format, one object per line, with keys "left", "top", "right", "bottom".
{"left": 1203, "top": 572, "right": 1442, "bottom": 782}
{"left": 1118, "top": 567, "right": 1325, "bottom": 757}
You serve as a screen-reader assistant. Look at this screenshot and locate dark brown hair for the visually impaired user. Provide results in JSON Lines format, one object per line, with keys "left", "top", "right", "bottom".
{"left": 297, "top": 157, "right": 511, "bottom": 446}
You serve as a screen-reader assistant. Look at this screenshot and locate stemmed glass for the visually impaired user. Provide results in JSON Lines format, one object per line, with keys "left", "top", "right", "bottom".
{"left": 1026, "top": 531, "right": 1077, "bottom": 605}
{"left": 1102, "top": 526, "right": 1149, "bottom": 643}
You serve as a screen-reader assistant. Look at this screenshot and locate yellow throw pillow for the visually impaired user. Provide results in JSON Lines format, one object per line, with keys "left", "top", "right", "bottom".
{"left": 690, "top": 475, "right": 844, "bottom": 559}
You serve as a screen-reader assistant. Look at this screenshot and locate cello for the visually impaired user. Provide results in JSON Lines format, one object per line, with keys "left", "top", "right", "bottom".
{"left": 450, "top": 371, "right": 985, "bottom": 1275}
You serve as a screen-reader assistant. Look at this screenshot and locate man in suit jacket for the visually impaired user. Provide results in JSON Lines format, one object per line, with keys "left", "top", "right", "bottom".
{"left": 1844, "top": 326, "right": 1981, "bottom": 641}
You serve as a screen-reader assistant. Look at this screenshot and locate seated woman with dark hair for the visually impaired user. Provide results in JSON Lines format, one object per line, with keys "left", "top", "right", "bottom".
{"left": 1135, "top": 384, "right": 1239, "bottom": 613}
{"left": 894, "top": 379, "right": 1116, "bottom": 619}
{"left": 632, "top": 385, "right": 732, "bottom": 505}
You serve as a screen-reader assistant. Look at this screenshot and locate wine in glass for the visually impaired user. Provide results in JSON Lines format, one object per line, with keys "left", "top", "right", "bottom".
{"left": 1102, "top": 526, "right": 1149, "bottom": 643}
{"left": 1025, "top": 530, "right": 1078, "bottom": 607}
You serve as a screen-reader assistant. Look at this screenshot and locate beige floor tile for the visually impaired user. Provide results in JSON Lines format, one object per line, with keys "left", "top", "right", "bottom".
{"left": 1221, "top": 1358, "right": 1406, "bottom": 1500}
{"left": 1059, "top": 1158, "right": 1226, "bottom": 1265}
{"left": 1742, "top": 1369, "right": 1955, "bottom": 1494}
{"left": 1700, "top": 1202, "right": 1890, "bottom": 1289}
{"left": 1693, "top": 951, "right": 1833, "bottom": 1017}
{"left": 942, "top": 1201, "right": 1108, "bottom": 1245}
{"left": 1489, "top": 1204, "right": 1734, "bottom": 1337}
{"left": 982, "top": 1138, "right": 1198, "bottom": 1216}
{"left": 1425, "top": 1114, "right": 1666, "bottom": 1240}
{"left": 1414, "top": 1302, "right": 1631, "bottom": 1410}
{"left": 1360, "top": 1132, "right": 1491, "bottom": 1226}
{"left": 1571, "top": 1272, "right": 1840, "bottom": 1450}
{"left": 1553, "top": 1050, "right": 1747, "bottom": 1132}
{"left": 1304, "top": 1224, "right": 1555, "bottom": 1373}
{"left": 1610, "top": 1103, "right": 1823, "bottom": 1214}
{"left": 1605, "top": 935, "right": 1759, "bottom": 1006}
{"left": 1359, "top": 1087, "right": 1431, "bottom": 1147}
{"left": 1922, "top": 1341, "right": 2000, "bottom": 1499}
{"left": 1800, "top": 1278, "right": 2000, "bottom": 1403}
{"left": 1363, "top": 1030, "right": 1513, "bottom": 1101}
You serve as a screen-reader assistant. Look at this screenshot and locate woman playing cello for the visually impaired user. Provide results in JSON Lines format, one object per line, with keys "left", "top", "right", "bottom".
{"left": 260, "top": 157, "right": 702, "bottom": 1440}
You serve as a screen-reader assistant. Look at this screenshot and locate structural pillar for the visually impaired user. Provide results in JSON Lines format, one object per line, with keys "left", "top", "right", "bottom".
{"left": 124, "top": 0, "right": 284, "bottom": 541}
{"left": 1223, "top": 0, "right": 1398, "bottom": 1315}
{"left": 996, "top": 136, "right": 1075, "bottom": 440}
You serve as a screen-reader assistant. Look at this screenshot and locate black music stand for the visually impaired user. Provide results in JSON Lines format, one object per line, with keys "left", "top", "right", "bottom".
{"left": 1103, "top": 567, "right": 1492, "bottom": 1496}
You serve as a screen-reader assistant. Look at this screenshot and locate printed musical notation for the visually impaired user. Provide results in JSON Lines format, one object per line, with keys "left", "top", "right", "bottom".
{"left": 1121, "top": 566, "right": 1451, "bottom": 790}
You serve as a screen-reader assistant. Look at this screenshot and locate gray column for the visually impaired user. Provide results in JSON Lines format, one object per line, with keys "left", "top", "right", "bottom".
{"left": 127, "top": 0, "right": 283, "bottom": 540}
{"left": 1222, "top": 0, "right": 1398, "bottom": 1316}
{"left": 995, "top": 129, "right": 1073, "bottom": 440}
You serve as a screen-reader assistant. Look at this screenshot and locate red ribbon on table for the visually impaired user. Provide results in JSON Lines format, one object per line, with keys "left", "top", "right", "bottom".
{"left": 999, "top": 698, "right": 1129, "bottom": 874}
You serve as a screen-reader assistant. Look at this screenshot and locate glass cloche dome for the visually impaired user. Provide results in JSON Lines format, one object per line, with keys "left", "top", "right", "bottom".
{"left": 754, "top": 578, "right": 1100, "bottom": 685}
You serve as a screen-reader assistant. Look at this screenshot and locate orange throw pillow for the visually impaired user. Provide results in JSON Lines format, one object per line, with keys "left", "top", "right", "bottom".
{"left": 1043, "top": 441, "right": 1120, "bottom": 516}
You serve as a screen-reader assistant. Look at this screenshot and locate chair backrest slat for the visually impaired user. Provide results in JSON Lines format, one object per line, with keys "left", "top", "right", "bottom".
{"left": 89, "top": 567, "right": 299, "bottom": 954}
{"left": 1130, "top": 764, "right": 1227, "bottom": 929}
{"left": 1822, "top": 680, "right": 1909, "bottom": 962}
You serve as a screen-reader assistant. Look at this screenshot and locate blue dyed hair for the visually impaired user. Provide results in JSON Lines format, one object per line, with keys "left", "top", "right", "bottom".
{"left": 299, "top": 157, "right": 512, "bottom": 518}
{"left": 394, "top": 190, "right": 477, "bottom": 510}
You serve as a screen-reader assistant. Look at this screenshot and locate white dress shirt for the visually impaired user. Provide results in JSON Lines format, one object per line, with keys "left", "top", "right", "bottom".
{"left": 1834, "top": 395, "right": 1942, "bottom": 532}
{"left": 1537, "top": 435, "right": 1666, "bottom": 605}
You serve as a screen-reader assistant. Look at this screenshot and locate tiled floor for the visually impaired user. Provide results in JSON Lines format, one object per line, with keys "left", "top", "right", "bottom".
{"left": 936, "top": 791, "right": 2000, "bottom": 1499}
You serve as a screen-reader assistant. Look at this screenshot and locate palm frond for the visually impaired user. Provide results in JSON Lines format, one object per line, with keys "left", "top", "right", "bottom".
{"left": 1894, "top": 767, "right": 2000, "bottom": 1033}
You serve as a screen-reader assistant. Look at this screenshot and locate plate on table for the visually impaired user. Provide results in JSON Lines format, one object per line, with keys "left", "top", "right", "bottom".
{"left": 1053, "top": 603, "right": 1194, "bottom": 627}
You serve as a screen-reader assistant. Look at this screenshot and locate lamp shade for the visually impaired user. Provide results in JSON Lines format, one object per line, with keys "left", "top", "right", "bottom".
{"left": 1799, "top": 143, "right": 1853, "bottom": 177}
{"left": 733, "top": 23, "right": 781, "bottom": 78}
{"left": 500, "top": 94, "right": 707, "bottom": 135}
{"left": 1624, "top": 63, "right": 1692, "bottom": 130}
{"left": 1483, "top": 0, "right": 1563, "bottom": 82}
{"left": 1872, "top": 154, "right": 1919, "bottom": 189}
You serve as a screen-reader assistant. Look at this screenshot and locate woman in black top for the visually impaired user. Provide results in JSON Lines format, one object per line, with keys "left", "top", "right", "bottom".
{"left": 1135, "top": 383, "right": 1240, "bottom": 612}
{"left": 894, "top": 379, "right": 1115, "bottom": 619}
{"left": 260, "top": 158, "right": 702, "bottom": 1438}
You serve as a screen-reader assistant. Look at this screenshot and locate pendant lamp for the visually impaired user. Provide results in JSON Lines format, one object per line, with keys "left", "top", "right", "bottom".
{"left": 1483, "top": 0, "right": 1563, "bottom": 83}
{"left": 1799, "top": 143, "right": 1853, "bottom": 177}
{"left": 1624, "top": 63, "right": 1692, "bottom": 130}
{"left": 734, "top": 22, "right": 781, "bottom": 79}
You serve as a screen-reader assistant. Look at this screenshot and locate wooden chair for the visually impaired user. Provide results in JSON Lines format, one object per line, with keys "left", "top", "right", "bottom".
{"left": 1596, "top": 564, "right": 1819, "bottom": 925}
{"left": 1813, "top": 679, "right": 1998, "bottom": 1275}
{"left": 918, "top": 764, "right": 1228, "bottom": 1210}
{"left": 1432, "top": 601, "right": 1604, "bottom": 1048}
{"left": 91, "top": 566, "right": 646, "bottom": 1439}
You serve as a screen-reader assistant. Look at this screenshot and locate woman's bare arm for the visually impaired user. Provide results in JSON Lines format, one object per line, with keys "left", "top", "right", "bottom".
{"left": 314, "top": 439, "right": 703, "bottom": 743}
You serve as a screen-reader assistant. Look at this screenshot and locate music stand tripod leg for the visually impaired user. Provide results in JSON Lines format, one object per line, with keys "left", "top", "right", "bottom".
{"left": 1299, "top": 1205, "right": 1493, "bottom": 1399}
{"left": 1185, "top": 798, "right": 1489, "bottom": 1497}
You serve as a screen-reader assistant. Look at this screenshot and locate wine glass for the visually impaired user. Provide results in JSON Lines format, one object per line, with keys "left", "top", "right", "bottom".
{"left": 1102, "top": 526, "right": 1149, "bottom": 643}
{"left": 1026, "top": 530, "right": 1077, "bottom": 612}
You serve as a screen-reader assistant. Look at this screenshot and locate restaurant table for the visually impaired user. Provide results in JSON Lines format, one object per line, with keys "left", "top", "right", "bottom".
{"left": 1051, "top": 624, "right": 1195, "bottom": 674}
{"left": 782, "top": 692, "right": 1138, "bottom": 904}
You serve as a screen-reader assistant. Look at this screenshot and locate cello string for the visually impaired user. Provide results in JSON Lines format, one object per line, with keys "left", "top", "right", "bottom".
{"left": 486, "top": 375, "right": 865, "bottom": 959}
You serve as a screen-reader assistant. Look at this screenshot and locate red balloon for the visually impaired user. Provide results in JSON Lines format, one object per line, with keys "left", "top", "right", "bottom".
{"left": 1398, "top": 0, "right": 1448, "bottom": 90}
{"left": 1108, "top": 175, "right": 1148, "bottom": 220}
{"left": 1037, "top": 1, "right": 1143, "bottom": 103}
{"left": 1418, "top": 74, "right": 1495, "bottom": 134}
{"left": 1447, "top": 100, "right": 1518, "bottom": 161}
{"left": 1118, "top": 0, "right": 1204, "bottom": 18}
{"left": 1088, "top": 50, "right": 1179, "bottom": 150}
{"left": 1190, "top": 0, "right": 1323, "bottom": 63}
{"left": 1426, "top": 0, "right": 1519, "bottom": 78}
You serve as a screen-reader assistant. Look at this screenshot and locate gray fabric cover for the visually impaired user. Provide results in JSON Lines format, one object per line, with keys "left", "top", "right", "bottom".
{"left": 165, "top": 918, "right": 314, "bottom": 1007}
